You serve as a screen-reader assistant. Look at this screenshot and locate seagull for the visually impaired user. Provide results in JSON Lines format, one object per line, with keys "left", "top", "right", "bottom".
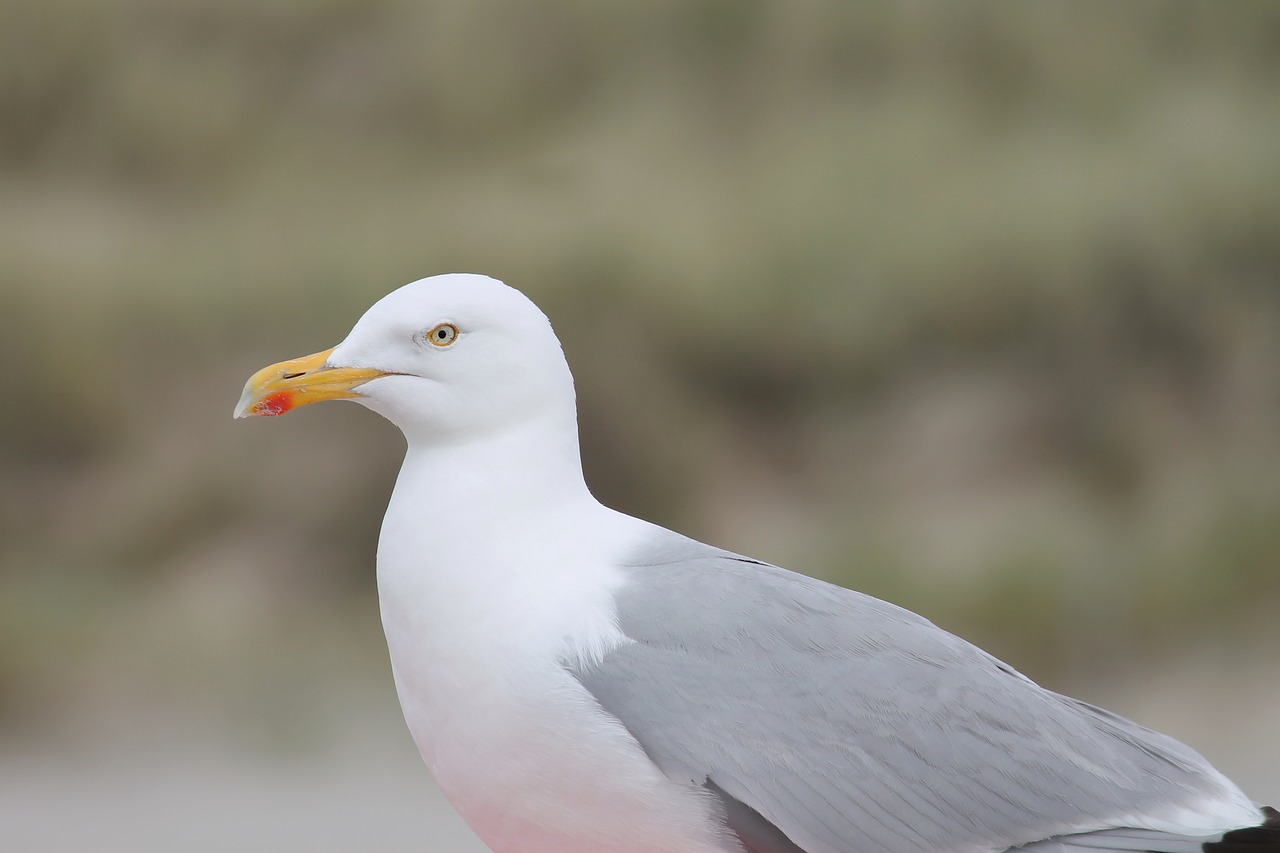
{"left": 235, "top": 273, "right": 1277, "bottom": 853}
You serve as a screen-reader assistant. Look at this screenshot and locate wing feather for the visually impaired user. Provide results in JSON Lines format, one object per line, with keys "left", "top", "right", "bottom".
{"left": 567, "top": 530, "right": 1259, "bottom": 853}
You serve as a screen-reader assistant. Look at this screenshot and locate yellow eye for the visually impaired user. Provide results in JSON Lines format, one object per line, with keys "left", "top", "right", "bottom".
{"left": 426, "top": 323, "right": 459, "bottom": 347}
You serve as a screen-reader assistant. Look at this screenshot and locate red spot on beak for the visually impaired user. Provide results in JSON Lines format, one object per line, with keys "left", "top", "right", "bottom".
{"left": 254, "top": 391, "right": 296, "bottom": 417}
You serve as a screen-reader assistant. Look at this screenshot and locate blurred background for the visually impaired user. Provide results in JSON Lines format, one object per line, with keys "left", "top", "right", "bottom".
{"left": 2, "top": 1, "right": 1278, "bottom": 850}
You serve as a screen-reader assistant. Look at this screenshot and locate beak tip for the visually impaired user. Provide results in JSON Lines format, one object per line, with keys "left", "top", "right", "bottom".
{"left": 235, "top": 389, "right": 296, "bottom": 419}
{"left": 233, "top": 387, "right": 255, "bottom": 420}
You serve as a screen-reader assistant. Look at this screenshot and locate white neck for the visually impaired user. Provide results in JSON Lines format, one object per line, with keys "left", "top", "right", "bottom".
{"left": 374, "top": 407, "right": 638, "bottom": 659}
{"left": 401, "top": 406, "right": 591, "bottom": 511}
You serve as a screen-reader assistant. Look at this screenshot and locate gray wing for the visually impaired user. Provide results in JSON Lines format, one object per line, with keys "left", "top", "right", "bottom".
{"left": 567, "top": 530, "right": 1256, "bottom": 853}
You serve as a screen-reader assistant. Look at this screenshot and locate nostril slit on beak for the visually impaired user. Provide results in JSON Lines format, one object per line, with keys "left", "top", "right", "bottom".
{"left": 281, "top": 371, "right": 306, "bottom": 380}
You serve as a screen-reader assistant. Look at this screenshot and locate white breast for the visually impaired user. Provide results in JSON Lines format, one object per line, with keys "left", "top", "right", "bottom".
{"left": 375, "top": 473, "right": 737, "bottom": 853}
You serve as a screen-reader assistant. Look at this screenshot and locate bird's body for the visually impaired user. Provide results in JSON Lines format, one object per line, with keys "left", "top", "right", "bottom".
{"left": 378, "top": 441, "right": 730, "bottom": 853}
{"left": 236, "top": 273, "right": 1278, "bottom": 853}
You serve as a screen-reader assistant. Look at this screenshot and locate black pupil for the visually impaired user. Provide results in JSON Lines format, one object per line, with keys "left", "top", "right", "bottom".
{"left": 437, "top": 329, "right": 448, "bottom": 339}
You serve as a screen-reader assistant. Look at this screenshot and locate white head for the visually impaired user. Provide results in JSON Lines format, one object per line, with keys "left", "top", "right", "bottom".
{"left": 234, "top": 274, "right": 578, "bottom": 444}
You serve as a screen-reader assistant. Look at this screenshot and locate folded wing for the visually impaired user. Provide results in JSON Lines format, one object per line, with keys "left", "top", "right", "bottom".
{"left": 568, "top": 530, "right": 1263, "bottom": 853}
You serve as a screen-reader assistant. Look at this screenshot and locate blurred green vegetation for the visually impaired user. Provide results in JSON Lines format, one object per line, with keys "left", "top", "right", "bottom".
{"left": 1, "top": 1, "right": 1279, "bottom": 738}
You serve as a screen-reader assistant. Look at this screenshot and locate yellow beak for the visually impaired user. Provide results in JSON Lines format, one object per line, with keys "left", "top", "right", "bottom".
{"left": 233, "top": 347, "right": 389, "bottom": 418}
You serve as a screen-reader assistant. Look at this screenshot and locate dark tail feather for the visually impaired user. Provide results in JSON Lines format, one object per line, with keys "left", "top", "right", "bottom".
{"left": 1203, "top": 807, "right": 1280, "bottom": 852}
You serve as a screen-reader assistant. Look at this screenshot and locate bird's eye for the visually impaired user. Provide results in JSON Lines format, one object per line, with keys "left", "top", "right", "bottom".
{"left": 425, "top": 323, "right": 459, "bottom": 347}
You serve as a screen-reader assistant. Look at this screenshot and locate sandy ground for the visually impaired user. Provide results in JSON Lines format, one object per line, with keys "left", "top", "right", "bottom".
{"left": 2, "top": 649, "right": 1275, "bottom": 853}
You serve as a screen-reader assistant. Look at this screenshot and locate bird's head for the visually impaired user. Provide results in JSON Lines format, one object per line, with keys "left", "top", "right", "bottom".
{"left": 234, "top": 273, "right": 576, "bottom": 441}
